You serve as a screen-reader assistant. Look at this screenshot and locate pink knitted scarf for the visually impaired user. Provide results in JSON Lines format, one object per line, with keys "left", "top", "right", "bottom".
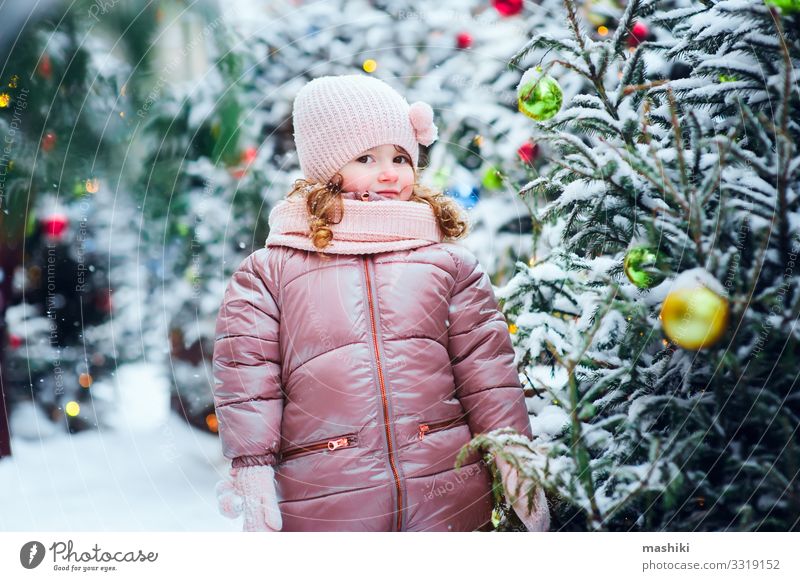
{"left": 265, "top": 191, "right": 443, "bottom": 255}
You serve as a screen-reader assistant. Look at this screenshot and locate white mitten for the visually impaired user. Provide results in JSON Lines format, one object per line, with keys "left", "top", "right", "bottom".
{"left": 495, "top": 449, "right": 550, "bottom": 532}
{"left": 215, "top": 465, "right": 283, "bottom": 532}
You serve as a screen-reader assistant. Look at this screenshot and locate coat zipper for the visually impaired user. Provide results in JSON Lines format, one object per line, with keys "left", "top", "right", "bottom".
{"left": 363, "top": 255, "right": 404, "bottom": 531}
{"left": 418, "top": 416, "right": 468, "bottom": 440}
{"left": 281, "top": 435, "right": 357, "bottom": 461}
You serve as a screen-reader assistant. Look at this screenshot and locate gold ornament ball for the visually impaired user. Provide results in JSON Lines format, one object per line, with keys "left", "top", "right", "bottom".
{"left": 660, "top": 285, "right": 729, "bottom": 350}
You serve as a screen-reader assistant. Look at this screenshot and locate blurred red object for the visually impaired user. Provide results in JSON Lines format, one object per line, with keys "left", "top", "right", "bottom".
{"left": 41, "top": 213, "right": 69, "bottom": 239}
{"left": 456, "top": 32, "right": 473, "bottom": 49}
{"left": 493, "top": 0, "right": 523, "bottom": 17}
{"left": 8, "top": 334, "right": 23, "bottom": 349}
{"left": 517, "top": 141, "right": 539, "bottom": 165}
{"left": 628, "top": 21, "right": 650, "bottom": 47}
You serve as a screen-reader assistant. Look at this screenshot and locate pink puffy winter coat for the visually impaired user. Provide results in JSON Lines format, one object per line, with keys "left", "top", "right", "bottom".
{"left": 211, "top": 191, "right": 532, "bottom": 531}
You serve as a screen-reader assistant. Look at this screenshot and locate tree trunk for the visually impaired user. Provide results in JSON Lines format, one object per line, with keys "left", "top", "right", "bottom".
{"left": 0, "top": 242, "right": 22, "bottom": 458}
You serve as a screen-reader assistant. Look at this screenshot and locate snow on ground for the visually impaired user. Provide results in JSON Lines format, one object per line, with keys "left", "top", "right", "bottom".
{"left": 0, "top": 362, "right": 238, "bottom": 531}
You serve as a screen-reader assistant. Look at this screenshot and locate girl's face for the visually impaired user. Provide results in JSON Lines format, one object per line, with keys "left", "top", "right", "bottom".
{"left": 336, "top": 144, "right": 415, "bottom": 201}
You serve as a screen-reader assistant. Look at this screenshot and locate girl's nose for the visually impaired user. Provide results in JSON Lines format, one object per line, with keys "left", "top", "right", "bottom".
{"left": 378, "top": 168, "right": 397, "bottom": 182}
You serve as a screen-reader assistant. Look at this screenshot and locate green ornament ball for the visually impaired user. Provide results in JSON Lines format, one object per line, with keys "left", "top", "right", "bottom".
{"left": 482, "top": 166, "right": 504, "bottom": 190}
{"left": 764, "top": 0, "right": 800, "bottom": 13}
{"left": 432, "top": 166, "right": 451, "bottom": 190}
{"left": 624, "top": 246, "right": 669, "bottom": 289}
{"left": 517, "top": 66, "right": 563, "bottom": 122}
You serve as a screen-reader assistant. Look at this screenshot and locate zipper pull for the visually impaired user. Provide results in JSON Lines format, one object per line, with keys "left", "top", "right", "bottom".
{"left": 359, "top": 192, "right": 370, "bottom": 201}
{"left": 418, "top": 424, "right": 429, "bottom": 440}
{"left": 328, "top": 437, "right": 350, "bottom": 450}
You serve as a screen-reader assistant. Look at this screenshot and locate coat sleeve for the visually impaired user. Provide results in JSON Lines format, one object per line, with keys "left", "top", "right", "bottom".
{"left": 445, "top": 246, "right": 533, "bottom": 440}
{"left": 212, "top": 250, "right": 283, "bottom": 469}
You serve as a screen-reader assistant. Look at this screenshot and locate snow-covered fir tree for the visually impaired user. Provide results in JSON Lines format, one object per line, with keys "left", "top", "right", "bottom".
{"left": 470, "top": 0, "right": 799, "bottom": 531}
{"left": 0, "top": 2, "right": 157, "bottom": 442}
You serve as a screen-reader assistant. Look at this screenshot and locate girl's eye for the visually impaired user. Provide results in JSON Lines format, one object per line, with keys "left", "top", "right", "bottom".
{"left": 394, "top": 156, "right": 409, "bottom": 164}
{"left": 356, "top": 155, "right": 373, "bottom": 163}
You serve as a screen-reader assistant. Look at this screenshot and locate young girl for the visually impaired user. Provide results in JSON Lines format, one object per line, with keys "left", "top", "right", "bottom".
{"left": 212, "top": 74, "right": 549, "bottom": 532}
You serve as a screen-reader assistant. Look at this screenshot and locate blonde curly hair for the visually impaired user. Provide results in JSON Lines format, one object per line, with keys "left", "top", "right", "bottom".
{"left": 285, "top": 148, "right": 469, "bottom": 255}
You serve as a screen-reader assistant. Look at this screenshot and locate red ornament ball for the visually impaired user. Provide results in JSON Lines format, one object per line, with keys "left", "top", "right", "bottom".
{"left": 492, "top": 0, "right": 523, "bottom": 17}
{"left": 42, "top": 213, "right": 69, "bottom": 239}
{"left": 41, "top": 131, "right": 57, "bottom": 152}
{"left": 628, "top": 21, "right": 650, "bottom": 48}
{"left": 456, "top": 32, "right": 473, "bottom": 49}
{"left": 242, "top": 146, "right": 257, "bottom": 164}
{"left": 9, "top": 334, "right": 22, "bottom": 349}
{"left": 517, "top": 141, "right": 539, "bottom": 165}
{"left": 37, "top": 54, "right": 52, "bottom": 80}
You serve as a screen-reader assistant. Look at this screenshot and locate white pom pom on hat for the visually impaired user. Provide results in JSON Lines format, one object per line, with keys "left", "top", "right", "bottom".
{"left": 292, "top": 74, "right": 439, "bottom": 183}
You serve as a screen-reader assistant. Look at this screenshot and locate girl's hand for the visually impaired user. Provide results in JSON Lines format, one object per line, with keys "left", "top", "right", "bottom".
{"left": 216, "top": 465, "right": 283, "bottom": 532}
{"left": 495, "top": 447, "right": 550, "bottom": 532}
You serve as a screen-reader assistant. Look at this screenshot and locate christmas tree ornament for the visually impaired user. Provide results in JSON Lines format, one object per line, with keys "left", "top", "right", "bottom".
{"left": 242, "top": 146, "right": 257, "bottom": 164}
{"left": 659, "top": 269, "right": 729, "bottom": 350}
{"left": 624, "top": 246, "right": 669, "bottom": 289}
{"left": 482, "top": 166, "right": 504, "bottom": 190}
{"left": 431, "top": 166, "right": 451, "bottom": 189}
{"left": 229, "top": 146, "right": 258, "bottom": 179}
{"left": 456, "top": 32, "right": 473, "bottom": 49}
{"left": 517, "top": 140, "right": 539, "bottom": 165}
{"left": 718, "top": 74, "right": 738, "bottom": 83}
{"left": 493, "top": 0, "right": 523, "bottom": 17}
{"left": 0, "top": 93, "right": 9, "bottom": 108}
{"left": 9, "top": 334, "right": 22, "bottom": 349}
{"left": 41, "top": 131, "right": 57, "bottom": 152}
{"left": 627, "top": 21, "right": 650, "bottom": 48}
{"left": 79, "top": 373, "right": 93, "bottom": 388}
{"left": 446, "top": 183, "right": 480, "bottom": 209}
{"left": 362, "top": 59, "right": 378, "bottom": 73}
{"left": 65, "top": 401, "right": 80, "bottom": 417}
{"left": 85, "top": 177, "right": 100, "bottom": 194}
{"left": 206, "top": 413, "right": 219, "bottom": 433}
{"left": 9, "top": 74, "right": 19, "bottom": 88}
{"left": 37, "top": 54, "right": 52, "bottom": 80}
{"left": 517, "top": 67, "right": 563, "bottom": 122}
{"left": 764, "top": 0, "right": 800, "bottom": 13}
{"left": 41, "top": 213, "right": 69, "bottom": 239}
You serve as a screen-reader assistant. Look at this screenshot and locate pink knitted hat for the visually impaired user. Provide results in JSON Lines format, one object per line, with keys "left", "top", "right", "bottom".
{"left": 292, "top": 74, "right": 439, "bottom": 184}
